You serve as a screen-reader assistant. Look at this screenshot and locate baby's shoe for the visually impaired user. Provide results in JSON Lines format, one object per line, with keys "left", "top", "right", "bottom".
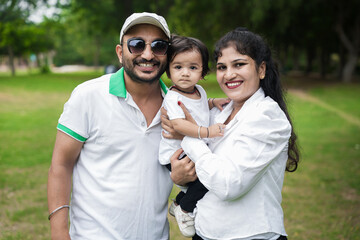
{"left": 168, "top": 200, "right": 177, "bottom": 217}
{"left": 174, "top": 205, "right": 195, "bottom": 237}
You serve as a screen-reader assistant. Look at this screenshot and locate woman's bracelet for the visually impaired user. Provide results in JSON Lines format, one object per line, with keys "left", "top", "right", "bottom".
{"left": 198, "top": 126, "right": 202, "bottom": 139}
{"left": 48, "top": 205, "right": 70, "bottom": 220}
{"left": 206, "top": 127, "right": 209, "bottom": 138}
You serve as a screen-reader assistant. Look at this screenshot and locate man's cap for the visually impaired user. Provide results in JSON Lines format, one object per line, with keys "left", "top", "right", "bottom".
{"left": 120, "top": 12, "right": 170, "bottom": 42}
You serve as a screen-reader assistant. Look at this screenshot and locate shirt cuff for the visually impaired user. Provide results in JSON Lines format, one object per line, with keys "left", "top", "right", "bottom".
{"left": 181, "top": 136, "right": 211, "bottom": 163}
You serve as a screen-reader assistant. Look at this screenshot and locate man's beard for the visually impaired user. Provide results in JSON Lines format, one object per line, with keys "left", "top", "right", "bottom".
{"left": 122, "top": 57, "right": 166, "bottom": 84}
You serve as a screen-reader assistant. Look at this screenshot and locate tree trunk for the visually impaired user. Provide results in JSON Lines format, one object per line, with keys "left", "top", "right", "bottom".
{"left": 335, "top": 14, "right": 359, "bottom": 82}
{"left": 36, "top": 53, "right": 41, "bottom": 68}
{"left": 342, "top": 53, "right": 358, "bottom": 83}
{"left": 292, "top": 47, "right": 300, "bottom": 71}
{"left": 319, "top": 47, "right": 329, "bottom": 78}
{"left": 47, "top": 50, "right": 55, "bottom": 67}
{"left": 337, "top": 45, "right": 345, "bottom": 80}
{"left": 305, "top": 47, "right": 315, "bottom": 75}
{"left": 8, "top": 45, "right": 15, "bottom": 76}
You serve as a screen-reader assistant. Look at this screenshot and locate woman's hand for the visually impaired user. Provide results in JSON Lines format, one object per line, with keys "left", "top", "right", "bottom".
{"left": 170, "top": 148, "right": 197, "bottom": 186}
{"left": 210, "top": 98, "right": 231, "bottom": 111}
{"left": 177, "top": 101, "right": 196, "bottom": 124}
{"left": 160, "top": 101, "right": 196, "bottom": 139}
{"left": 161, "top": 107, "right": 184, "bottom": 140}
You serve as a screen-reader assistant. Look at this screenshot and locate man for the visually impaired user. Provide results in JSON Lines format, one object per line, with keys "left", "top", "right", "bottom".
{"left": 47, "top": 12, "right": 195, "bottom": 240}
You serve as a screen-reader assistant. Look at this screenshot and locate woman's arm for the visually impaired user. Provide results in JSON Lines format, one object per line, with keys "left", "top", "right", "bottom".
{"left": 181, "top": 108, "right": 291, "bottom": 201}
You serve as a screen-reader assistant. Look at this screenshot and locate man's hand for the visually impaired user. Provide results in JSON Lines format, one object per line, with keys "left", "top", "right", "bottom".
{"left": 170, "top": 148, "right": 197, "bottom": 186}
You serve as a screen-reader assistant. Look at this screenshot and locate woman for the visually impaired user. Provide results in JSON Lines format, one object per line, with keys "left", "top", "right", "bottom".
{"left": 164, "top": 27, "right": 300, "bottom": 240}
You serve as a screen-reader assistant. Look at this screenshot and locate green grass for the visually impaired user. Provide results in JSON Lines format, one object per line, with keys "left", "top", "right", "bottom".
{"left": 309, "top": 84, "right": 360, "bottom": 119}
{"left": 0, "top": 72, "right": 359, "bottom": 239}
{"left": 282, "top": 96, "right": 360, "bottom": 239}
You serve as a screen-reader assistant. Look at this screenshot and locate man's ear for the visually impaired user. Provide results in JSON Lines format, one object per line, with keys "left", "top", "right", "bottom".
{"left": 115, "top": 44, "right": 123, "bottom": 64}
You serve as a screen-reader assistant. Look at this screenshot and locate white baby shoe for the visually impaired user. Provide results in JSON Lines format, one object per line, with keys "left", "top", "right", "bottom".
{"left": 174, "top": 205, "right": 195, "bottom": 237}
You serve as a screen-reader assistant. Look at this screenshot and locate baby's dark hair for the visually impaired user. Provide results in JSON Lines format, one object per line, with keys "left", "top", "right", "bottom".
{"left": 167, "top": 34, "right": 209, "bottom": 78}
{"left": 214, "top": 27, "right": 300, "bottom": 172}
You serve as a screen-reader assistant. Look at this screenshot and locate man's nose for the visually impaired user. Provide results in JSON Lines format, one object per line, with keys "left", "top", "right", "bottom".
{"left": 141, "top": 44, "right": 154, "bottom": 60}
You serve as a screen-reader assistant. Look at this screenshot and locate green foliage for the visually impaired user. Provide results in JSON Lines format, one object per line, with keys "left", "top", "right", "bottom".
{"left": 0, "top": 0, "right": 38, "bottom": 22}
{"left": 0, "top": 1, "right": 51, "bottom": 54}
{"left": 0, "top": 1, "right": 56, "bottom": 75}
{"left": 0, "top": 0, "right": 359, "bottom": 79}
{"left": 40, "top": 64, "right": 51, "bottom": 74}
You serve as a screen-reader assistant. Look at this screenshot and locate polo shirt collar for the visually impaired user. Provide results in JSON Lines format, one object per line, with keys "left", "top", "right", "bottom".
{"left": 109, "top": 67, "right": 168, "bottom": 98}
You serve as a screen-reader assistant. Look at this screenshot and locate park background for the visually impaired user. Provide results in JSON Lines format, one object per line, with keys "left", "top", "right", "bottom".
{"left": 0, "top": 0, "right": 359, "bottom": 239}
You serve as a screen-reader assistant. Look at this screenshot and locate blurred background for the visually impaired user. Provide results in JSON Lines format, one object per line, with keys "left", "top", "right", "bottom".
{"left": 0, "top": 0, "right": 359, "bottom": 81}
{"left": 0, "top": 0, "right": 359, "bottom": 239}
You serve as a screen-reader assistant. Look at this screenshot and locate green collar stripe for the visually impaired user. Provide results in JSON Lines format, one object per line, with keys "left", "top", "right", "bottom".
{"left": 109, "top": 68, "right": 127, "bottom": 97}
{"left": 160, "top": 79, "right": 168, "bottom": 94}
{"left": 57, "top": 123, "right": 87, "bottom": 142}
{"left": 109, "top": 67, "right": 168, "bottom": 97}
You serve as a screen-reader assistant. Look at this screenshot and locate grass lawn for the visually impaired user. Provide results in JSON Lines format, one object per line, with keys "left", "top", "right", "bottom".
{"left": 0, "top": 71, "right": 359, "bottom": 239}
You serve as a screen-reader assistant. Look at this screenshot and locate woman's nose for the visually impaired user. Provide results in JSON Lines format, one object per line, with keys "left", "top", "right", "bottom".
{"left": 224, "top": 70, "right": 236, "bottom": 80}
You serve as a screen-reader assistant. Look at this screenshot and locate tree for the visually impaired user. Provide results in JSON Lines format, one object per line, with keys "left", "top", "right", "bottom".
{"left": 0, "top": 0, "right": 48, "bottom": 75}
{"left": 335, "top": 0, "right": 359, "bottom": 82}
{"left": 55, "top": 0, "right": 177, "bottom": 67}
{"left": 0, "top": 19, "right": 24, "bottom": 75}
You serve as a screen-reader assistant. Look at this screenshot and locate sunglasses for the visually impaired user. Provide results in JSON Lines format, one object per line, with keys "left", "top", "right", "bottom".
{"left": 124, "top": 38, "right": 170, "bottom": 56}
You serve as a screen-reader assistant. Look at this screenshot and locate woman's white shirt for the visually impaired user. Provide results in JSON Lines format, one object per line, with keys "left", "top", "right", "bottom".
{"left": 181, "top": 88, "right": 291, "bottom": 239}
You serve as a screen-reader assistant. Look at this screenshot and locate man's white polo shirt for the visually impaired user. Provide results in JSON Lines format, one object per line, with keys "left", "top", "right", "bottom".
{"left": 57, "top": 68, "right": 173, "bottom": 239}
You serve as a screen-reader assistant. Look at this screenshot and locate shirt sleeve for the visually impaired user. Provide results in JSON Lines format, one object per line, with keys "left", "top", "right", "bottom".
{"left": 181, "top": 104, "right": 291, "bottom": 201}
{"left": 164, "top": 92, "right": 185, "bottom": 120}
{"left": 57, "top": 84, "right": 90, "bottom": 142}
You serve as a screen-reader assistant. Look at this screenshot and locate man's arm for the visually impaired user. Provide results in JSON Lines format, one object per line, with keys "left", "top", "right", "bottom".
{"left": 47, "top": 130, "right": 83, "bottom": 240}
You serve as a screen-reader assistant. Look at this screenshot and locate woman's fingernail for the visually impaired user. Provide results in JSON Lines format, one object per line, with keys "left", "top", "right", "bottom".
{"left": 178, "top": 101, "right": 182, "bottom": 106}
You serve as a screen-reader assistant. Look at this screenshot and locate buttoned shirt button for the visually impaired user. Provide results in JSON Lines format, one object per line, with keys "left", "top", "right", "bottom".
{"left": 141, "top": 122, "right": 146, "bottom": 127}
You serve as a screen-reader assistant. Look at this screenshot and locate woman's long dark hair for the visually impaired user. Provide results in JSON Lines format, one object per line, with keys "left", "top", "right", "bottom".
{"left": 214, "top": 27, "right": 300, "bottom": 172}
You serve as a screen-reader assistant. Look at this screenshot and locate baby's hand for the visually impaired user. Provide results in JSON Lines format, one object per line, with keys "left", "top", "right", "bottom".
{"left": 212, "top": 98, "right": 230, "bottom": 111}
{"left": 208, "top": 123, "right": 226, "bottom": 138}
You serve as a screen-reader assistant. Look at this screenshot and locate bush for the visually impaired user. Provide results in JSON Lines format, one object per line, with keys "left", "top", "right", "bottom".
{"left": 40, "top": 64, "right": 51, "bottom": 74}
